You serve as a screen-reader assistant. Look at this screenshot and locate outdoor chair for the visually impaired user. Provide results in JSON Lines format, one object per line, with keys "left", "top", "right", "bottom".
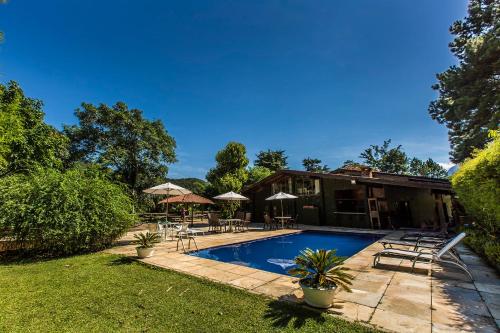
{"left": 373, "top": 232, "right": 472, "bottom": 280}
{"left": 287, "top": 213, "right": 299, "bottom": 229}
{"left": 207, "top": 213, "right": 226, "bottom": 233}
{"left": 264, "top": 213, "right": 276, "bottom": 230}
{"left": 242, "top": 212, "right": 252, "bottom": 231}
{"left": 156, "top": 223, "right": 167, "bottom": 241}
{"left": 175, "top": 222, "right": 198, "bottom": 252}
{"left": 234, "top": 211, "right": 245, "bottom": 232}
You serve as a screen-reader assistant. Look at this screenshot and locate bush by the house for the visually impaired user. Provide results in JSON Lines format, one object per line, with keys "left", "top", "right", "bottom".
{"left": 0, "top": 166, "right": 137, "bottom": 256}
{"left": 452, "top": 132, "right": 499, "bottom": 269}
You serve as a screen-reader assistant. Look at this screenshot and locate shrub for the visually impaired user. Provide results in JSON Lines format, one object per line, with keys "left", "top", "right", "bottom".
{"left": 0, "top": 166, "right": 137, "bottom": 256}
{"left": 451, "top": 133, "right": 500, "bottom": 236}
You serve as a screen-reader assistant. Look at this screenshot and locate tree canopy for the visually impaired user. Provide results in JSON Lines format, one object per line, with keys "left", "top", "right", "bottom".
{"left": 344, "top": 139, "right": 448, "bottom": 178}
{"left": 64, "top": 102, "right": 177, "bottom": 195}
{"left": 247, "top": 166, "right": 272, "bottom": 185}
{"left": 206, "top": 142, "right": 249, "bottom": 193}
{"left": 429, "top": 0, "right": 499, "bottom": 163}
{"left": 254, "top": 149, "right": 288, "bottom": 171}
{"left": 302, "top": 157, "right": 329, "bottom": 173}
{"left": 0, "top": 81, "right": 68, "bottom": 177}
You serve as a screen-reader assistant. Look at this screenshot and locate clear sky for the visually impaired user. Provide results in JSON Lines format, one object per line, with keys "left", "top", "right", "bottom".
{"left": 0, "top": 0, "right": 467, "bottom": 179}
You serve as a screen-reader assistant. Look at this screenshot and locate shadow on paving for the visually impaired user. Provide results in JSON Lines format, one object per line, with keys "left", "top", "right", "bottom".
{"left": 263, "top": 300, "right": 326, "bottom": 329}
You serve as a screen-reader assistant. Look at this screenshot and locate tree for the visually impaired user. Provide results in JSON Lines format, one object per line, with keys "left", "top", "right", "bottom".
{"left": 64, "top": 102, "right": 176, "bottom": 196}
{"left": 341, "top": 160, "right": 365, "bottom": 169}
{"left": 247, "top": 166, "right": 272, "bottom": 185}
{"left": 359, "top": 140, "right": 409, "bottom": 174}
{"left": 206, "top": 142, "right": 249, "bottom": 193}
{"left": 302, "top": 157, "right": 329, "bottom": 172}
{"left": 344, "top": 139, "right": 448, "bottom": 178}
{"left": 428, "top": 0, "right": 500, "bottom": 163}
{"left": 408, "top": 158, "right": 448, "bottom": 178}
{"left": 167, "top": 178, "right": 207, "bottom": 194}
{"left": 0, "top": 81, "right": 68, "bottom": 177}
{"left": 254, "top": 149, "right": 288, "bottom": 171}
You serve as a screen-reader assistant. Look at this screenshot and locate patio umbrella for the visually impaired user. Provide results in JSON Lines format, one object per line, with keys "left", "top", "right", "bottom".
{"left": 213, "top": 191, "right": 249, "bottom": 201}
{"left": 143, "top": 182, "right": 191, "bottom": 221}
{"left": 265, "top": 192, "right": 298, "bottom": 217}
{"left": 159, "top": 193, "right": 214, "bottom": 225}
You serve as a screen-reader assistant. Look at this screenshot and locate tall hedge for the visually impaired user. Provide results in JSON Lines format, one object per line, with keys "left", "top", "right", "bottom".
{"left": 0, "top": 167, "right": 137, "bottom": 255}
{"left": 451, "top": 134, "right": 500, "bottom": 236}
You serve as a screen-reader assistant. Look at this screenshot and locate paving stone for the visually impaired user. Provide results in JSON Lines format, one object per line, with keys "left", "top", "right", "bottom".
{"left": 475, "top": 282, "right": 500, "bottom": 295}
{"left": 432, "top": 316, "right": 499, "bottom": 333}
{"left": 247, "top": 270, "right": 281, "bottom": 282}
{"left": 328, "top": 301, "right": 374, "bottom": 322}
{"left": 370, "top": 308, "right": 431, "bottom": 333}
{"left": 480, "top": 291, "right": 500, "bottom": 320}
{"left": 229, "top": 276, "right": 268, "bottom": 289}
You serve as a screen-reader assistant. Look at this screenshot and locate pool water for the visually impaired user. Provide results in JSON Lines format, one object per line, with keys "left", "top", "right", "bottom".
{"left": 190, "top": 231, "right": 382, "bottom": 275}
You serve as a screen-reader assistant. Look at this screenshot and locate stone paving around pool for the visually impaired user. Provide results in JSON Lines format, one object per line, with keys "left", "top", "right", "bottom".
{"left": 107, "top": 225, "right": 500, "bottom": 333}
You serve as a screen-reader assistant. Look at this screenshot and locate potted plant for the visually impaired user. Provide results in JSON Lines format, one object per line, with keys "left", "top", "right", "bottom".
{"left": 288, "top": 248, "right": 354, "bottom": 308}
{"left": 133, "top": 232, "right": 161, "bottom": 258}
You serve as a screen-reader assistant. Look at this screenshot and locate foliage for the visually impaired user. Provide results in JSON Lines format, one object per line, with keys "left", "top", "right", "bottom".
{"left": 345, "top": 139, "right": 448, "bottom": 178}
{"left": 302, "top": 158, "right": 329, "bottom": 173}
{"left": 0, "top": 253, "right": 380, "bottom": 333}
{"left": 133, "top": 232, "right": 161, "bottom": 248}
{"left": 340, "top": 160, "right": 365, "bottom": 169}
{"left": 0, "top": 81, "right": 68, "bottom": 177}
{"left": 167, "top": 178, "right": 207, "bottom": 194}
{"left": 289, "top": 248, "right": 353, "bottom": 291}
{"left": 64, "top": 102, "right": 177, "bottom": 201}
{"left": 359, "top": 140, "right": 409, "bottom": 174}
{"left": 254, "top": 149, "right": 288, "bottom": 171}
{"left": 247, "top": 166, "right": 272, "bottom": 185}
{"left": 206, "top": 142, "right": 249, "bottom": 193}
{"left": 462, "top": 228, "right": 500, "bottom": 270}
{"left": 408, "top": 158, "right": 448, "bottom": 178}
{"left": 428, "top": 0, "right": 499, "bottom": 163}
{"left": 0, "top": 166, "right": 136, "bottom": 256}
{"left": 451, "top": 132, "right": 499, "bottom": 236}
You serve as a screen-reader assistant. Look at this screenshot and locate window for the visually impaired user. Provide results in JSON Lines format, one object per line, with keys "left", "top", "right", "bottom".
{"left": 334, "top": 188, "right": 365, "bottom": 213}
{"left": 295, "top": 177, "right": 320, "bottom": 196}
{"left": 271, "top": 177, "right": 292, "bottom": 194}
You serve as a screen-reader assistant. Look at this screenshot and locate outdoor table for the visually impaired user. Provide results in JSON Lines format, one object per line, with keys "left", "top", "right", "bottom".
{"left": 163, "top": 221, "right": 182, "bottom": 240}
{"left": 219, "top": 218, "right": 243, "bottom": 232}
{"left": 273, "top": 216, "right": 292, "bottom": 229}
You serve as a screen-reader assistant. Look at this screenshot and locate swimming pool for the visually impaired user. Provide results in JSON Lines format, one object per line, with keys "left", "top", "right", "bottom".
{"left": 190, "top": 231, "right": 382, "bottom": 275}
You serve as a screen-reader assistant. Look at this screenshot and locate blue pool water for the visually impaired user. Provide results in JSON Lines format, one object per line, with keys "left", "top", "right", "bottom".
{"left": 190, "top": 231, "right": 382, "bottom": 275}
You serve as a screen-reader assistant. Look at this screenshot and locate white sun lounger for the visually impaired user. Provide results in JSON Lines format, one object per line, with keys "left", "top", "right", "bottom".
{"left": 373, "top": 232, "right": 472, "bottom": 280}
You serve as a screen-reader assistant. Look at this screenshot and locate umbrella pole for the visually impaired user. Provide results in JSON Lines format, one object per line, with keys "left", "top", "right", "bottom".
{"left": 166, "top": 189, "right": 170, "bottom": 222}
{"left": 281, "top": 199, "right": 284, "bottom": 217}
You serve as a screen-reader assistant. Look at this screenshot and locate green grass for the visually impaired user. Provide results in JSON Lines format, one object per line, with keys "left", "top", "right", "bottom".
{"left": 0, "top": 253, "right": 379, "bottom": 332}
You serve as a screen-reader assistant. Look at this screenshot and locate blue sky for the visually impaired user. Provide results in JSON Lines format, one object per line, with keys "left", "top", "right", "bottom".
{"left": 0, "top": 1, "right": 467, "bottom": 179}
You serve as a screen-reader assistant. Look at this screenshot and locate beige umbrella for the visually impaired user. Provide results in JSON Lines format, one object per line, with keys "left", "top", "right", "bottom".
{"left": 213, "top": 191, "right": 249, "bottom": 201}
{"left": 143, "top": 182, "right": 191, "bottom": 221}
{"left": 265, "top": 192, "right": 298, "bottom": 217}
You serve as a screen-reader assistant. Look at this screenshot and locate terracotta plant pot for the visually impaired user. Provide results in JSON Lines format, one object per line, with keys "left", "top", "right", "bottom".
{"left": 136, "top": 247, "right": 155, "bottom": 258}
{"left": 299, "top": 280, "right": 337, "bottom": 308}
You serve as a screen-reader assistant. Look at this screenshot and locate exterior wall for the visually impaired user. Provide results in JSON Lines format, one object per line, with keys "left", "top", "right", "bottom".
{"left": 246, "top": 173, "right": 452, "bottom": 229}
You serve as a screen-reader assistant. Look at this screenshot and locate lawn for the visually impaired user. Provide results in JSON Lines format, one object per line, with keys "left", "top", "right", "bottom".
{"left": 0, "top": 253, "right": 379, "bottom": 333}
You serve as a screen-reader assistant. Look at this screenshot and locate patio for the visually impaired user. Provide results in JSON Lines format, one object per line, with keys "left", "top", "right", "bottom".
{"left": 108, "top": 225, "right": 500, "bottom": 333}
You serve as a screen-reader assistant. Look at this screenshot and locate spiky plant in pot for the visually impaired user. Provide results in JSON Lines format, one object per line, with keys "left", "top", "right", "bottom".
{"left": 133, "top": 232, "right": 161, "bottom": 258}
{"left": 288, "top": 248, "right": 353, "bottom": 308}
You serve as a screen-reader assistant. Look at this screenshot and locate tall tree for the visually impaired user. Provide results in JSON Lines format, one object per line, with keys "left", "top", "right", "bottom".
{"left": 302, "top": 157, "right": 329, "bottom": 172}
{"left": 408, "top": 158, "right": 448, "bottom": 178}
{"left": 64, "top": 102, "right": 176, "bottom": 194}
{"left": 359, "top": 140, "right": 409, "bottom": 174}
{"left": 206, "top": 142, "right": 249, "bottom": 193}
{"left": 429, "top": 0, "right": 500, "bottom": 163}
{"left": 254, "top": 149, "right": 288, "bottom": 171}
{"left": 0, "top": 81, "right": 68, "bottom": 177}
{"left": 247, "top": 166, "right": 272, "bottom": 185}
{"left": 342, "top": 139, "right": 448, "bottom": 178}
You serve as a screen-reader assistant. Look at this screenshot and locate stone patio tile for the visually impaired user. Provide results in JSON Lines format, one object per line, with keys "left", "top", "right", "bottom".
{"left": 328, "top": 301, "right": 374, "bottom": 322}
{"left": 432, "top": 285, "right": 482, "bottom": 303}
{"left": 475, "top": 282, "right": 500, "bottom": 295}
{"left": 431, "top": 316, "right": 499, "bottom": 333}
{"left": 248, "top": 270, "right": 281, "bottom": 282}
{"left": 253, "top": 281, "right": 298, "bottom": 298}
{"left": 384, "top": 285, "right": 430, "bottom": 304}
{"left": 335, "top": 288, "right": 384, "bottom": 308}
{"left": 354, "top": 272, "right": 392, "bottom": 284}
{"left": 378, "top": 294, "right": 431, "bottom": 321}
{"left": 205, "top": 270, "right": 242, "bottom": 283}
{"left": 189, "top": 266, "right": 220, "bottom": 277}
{"left": 164, "top": 261, "right": 198, "bottom": 270}
{"left": 432, "top": 298, "right": 492, "bottom": 322}
{"left": 370, "top": 308, "right": 431, "bottom": 333}
{"left": 480, "top": 291, "right": 500, "bottom": 320}
{"left": 229, "top": 276, "right": 268, "bottom": 290}
{"left": 212, "top": 263, "right": 257, "bottom": 275}
{"left": 177, "top": 264, "right": 205, "bottom": 273}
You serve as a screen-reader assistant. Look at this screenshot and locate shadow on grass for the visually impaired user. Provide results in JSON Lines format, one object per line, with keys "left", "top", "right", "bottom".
{"left": 263, "top": 300, "right": 326, "bottom": 329}
{"left": 107, "top": 256, "right": 135, "bottom": 266}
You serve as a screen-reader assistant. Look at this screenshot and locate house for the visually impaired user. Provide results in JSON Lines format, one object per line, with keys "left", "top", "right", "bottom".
{"left": 243, "top": 167, "right": 454, "bottom": 229}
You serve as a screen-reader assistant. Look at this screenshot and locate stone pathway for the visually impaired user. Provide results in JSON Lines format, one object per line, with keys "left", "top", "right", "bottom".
{"left": 107, "top": 225, "right": 500, "bottom": 333}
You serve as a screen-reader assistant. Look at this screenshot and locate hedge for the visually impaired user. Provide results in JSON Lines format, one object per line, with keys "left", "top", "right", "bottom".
{"left": 451, "top": 132, "right": 499, "bottom": 269}
{"left": 0, "top": 166, "right": 137, "bottom": 256}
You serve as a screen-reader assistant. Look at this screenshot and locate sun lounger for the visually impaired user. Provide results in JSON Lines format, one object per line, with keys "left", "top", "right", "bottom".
{"left": 373, "top": 232, "right": 472, "bottom": 280}
{"left": 379, "top": 236, "right": 450, "bottom": 251}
